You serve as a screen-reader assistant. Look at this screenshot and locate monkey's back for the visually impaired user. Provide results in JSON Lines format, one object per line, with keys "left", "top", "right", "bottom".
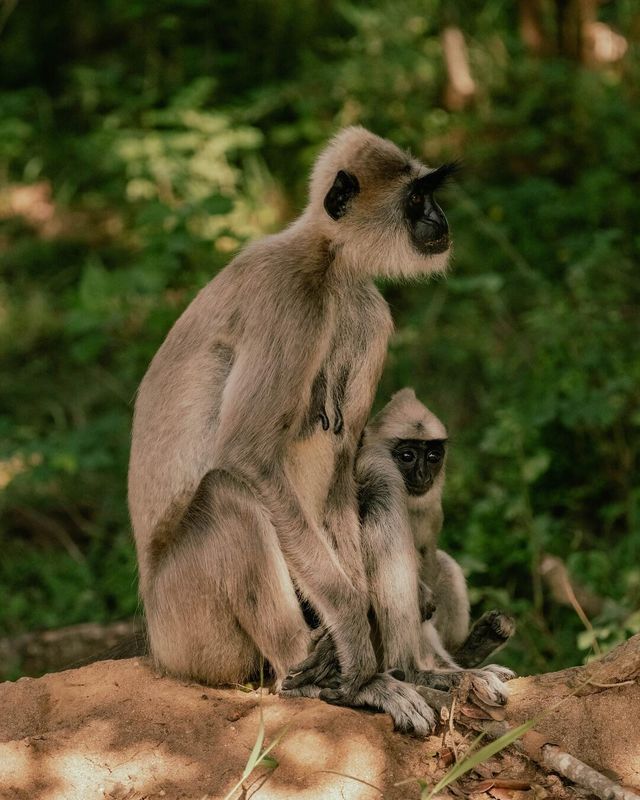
{"left": 128, "top": 235, "right": 291, "bottom": 579}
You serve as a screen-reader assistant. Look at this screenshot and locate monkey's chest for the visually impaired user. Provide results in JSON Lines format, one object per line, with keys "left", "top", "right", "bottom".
{"left": 285, "top": 367, "right": 356, "bottom": 518}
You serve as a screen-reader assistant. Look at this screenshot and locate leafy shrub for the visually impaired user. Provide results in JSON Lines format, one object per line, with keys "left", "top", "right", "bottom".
{"left": 0, "top": 0, "right": 638, "bottom": 674}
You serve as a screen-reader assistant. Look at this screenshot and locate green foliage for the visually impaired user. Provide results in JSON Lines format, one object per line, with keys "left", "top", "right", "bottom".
{"left": 0, "top": 0, "right": 638, "bottom": 675}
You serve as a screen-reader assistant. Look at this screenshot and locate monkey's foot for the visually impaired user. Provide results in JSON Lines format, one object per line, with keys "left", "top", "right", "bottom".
{"left": 281, "top": 630, "right": 339, "bottom": 691}
{"left": 481, "top": 663, "right": 516, "bottom": 682}
{"left": 455, "top": 609, "right": 516, "bottom": 669}
{"left": 318, "top": 673, "right": 437, "bottom": 737}
{"left": 413, "top": 667, "right": 510, "bottom": 707}
{"left": 467, "top": 667, "right": 511, "bottom": 706}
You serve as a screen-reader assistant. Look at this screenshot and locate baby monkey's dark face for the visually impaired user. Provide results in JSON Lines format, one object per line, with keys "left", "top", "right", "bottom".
{"left": 391, "top": 438, "right": 446, "bottom": 496}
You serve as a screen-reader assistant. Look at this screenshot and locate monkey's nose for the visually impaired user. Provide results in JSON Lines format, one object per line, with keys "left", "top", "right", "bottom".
{"left": 408, "top": 196, "right": 451, "bottom": 256}
{"left": 412, "top": 200, "right": 449, "bottom": 254}
{"left": 422, "top": 199, "right": 449, "bottom": 242}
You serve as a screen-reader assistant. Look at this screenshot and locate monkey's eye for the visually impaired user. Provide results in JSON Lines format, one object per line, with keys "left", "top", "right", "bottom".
{"left": 427, "top": 451, "right": 441, "bottom": 463}
{"left": 409, "top": 192, "right": 423, "bottom": 206}
{"left": 399, "top": 450, "right": 416, "bottom": 463}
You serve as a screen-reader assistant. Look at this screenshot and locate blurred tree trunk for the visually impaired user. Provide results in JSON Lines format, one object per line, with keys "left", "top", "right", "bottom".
{"left": 520, "top": 1, "right": 627, "bottom": 66}
{"left": 441, "top": 26, "right": 476, "bottom": 111}
{"left": 556, "top": 0, "right": 597, "bottom": 62}
{"left": 519, "top": 0, "right": 552, "bottom": 56}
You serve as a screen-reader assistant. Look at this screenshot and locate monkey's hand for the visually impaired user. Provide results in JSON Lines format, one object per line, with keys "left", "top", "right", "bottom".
{"left": 281, "top": 628, "right": 340, "bottom": 692}
{"left": 418, "top": 580, "right": 436, "bottom": 622}
{"left": 319, "top": 672, "right": 437, "bottom": 737}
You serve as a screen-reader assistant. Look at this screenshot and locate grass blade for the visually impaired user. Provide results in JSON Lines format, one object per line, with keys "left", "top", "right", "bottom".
{"left": 422, "top": 720, "right": 537, "bottom": 799}
{"left": 241, "top": 704, "right": 266, "bottom": 780}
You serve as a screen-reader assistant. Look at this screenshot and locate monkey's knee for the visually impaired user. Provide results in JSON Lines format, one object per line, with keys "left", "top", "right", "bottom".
{"left": 144, "top": 468, "right": 309, "bottom": 685}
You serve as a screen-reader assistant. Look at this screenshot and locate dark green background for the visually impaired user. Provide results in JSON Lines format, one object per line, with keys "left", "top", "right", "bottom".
{"left": 1, "top": 0, "right": 638, "bottom": 676}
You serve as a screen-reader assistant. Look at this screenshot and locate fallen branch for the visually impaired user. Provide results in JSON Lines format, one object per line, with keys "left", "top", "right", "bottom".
{"left": 540, "top": 743, "right": 640, "bottom": 800}
{"left": 464, "top": 634, "right": 640, "bottom": 796}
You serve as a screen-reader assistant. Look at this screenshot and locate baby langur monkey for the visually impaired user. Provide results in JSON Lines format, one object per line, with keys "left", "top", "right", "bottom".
{"left": 358, "top": 388, "right": 515, "bottom": 700}
{"left": 374, "top": 389, "right": 515, "bottom": 668}
{"left": 290, "top": 389, "right": 515, "bottom": 707}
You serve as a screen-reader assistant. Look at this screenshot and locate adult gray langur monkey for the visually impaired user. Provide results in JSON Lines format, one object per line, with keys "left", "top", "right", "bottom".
{"left": 128, "top": 126, "right": 456, "bottom": 735}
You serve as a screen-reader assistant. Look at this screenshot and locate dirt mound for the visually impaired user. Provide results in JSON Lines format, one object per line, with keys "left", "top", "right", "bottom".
{"left": 1, "top": 637, "right": 639, "bottom": 799}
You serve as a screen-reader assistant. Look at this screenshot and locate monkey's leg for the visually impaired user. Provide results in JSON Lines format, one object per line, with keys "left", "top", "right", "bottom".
{"left": 264, "top": 474, "right": 377, "bottom": 696}
{"left": 284, "top": 640, "right": 439, "bottom": 737}
{"left": 454, "top": 610, "right": 516, "bottom": 669}
{"left": 145, "top": 469, "right": 311, "bottom": 686}
{"left": 431, "top": 550, "right": 470, "bottom": 652}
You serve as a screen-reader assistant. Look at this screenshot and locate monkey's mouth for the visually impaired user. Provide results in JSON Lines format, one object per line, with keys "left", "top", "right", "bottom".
{"left": 407, "top": 479, "right": 434, "bottom": 496}
{"left": 415, "top": 234, "right": 451, "bottom": 256}
{"left": 411, "top": 232, "right": 451, "bottom": 256}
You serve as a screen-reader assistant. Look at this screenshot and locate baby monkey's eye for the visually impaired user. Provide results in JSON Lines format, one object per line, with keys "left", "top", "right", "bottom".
{"left": 427, "top": 451, "right": 441, "bottom": 463}
{"left": 409, "top": 193, "right": 423, "bottom": 206}
{"left": 400, "top": 450, "right": 416, "bottom": 463}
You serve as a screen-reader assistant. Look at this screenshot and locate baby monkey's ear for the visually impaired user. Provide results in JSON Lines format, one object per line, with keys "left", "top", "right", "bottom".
{"left": 324, "top": 170, "right": 360, "bottom": 220}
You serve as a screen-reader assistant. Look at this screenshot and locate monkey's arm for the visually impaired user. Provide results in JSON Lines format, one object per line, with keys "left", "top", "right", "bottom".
{"left": 214, "top": 287, "right": 376, "bottom": 694}
{"left": 358, "top": 466, "right": 424, "bottom": 674}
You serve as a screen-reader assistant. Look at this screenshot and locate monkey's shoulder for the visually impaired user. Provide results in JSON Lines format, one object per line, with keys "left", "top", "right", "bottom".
{"left": 356, "top": 452, "right": 407, "bottom": 520}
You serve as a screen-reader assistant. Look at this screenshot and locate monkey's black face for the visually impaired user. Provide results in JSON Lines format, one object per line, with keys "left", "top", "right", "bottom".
{"left": 404, "top": 164, "right": 457, "bottom": 256}
{"left": 391, "top": 438, "right": 446, "bottom": 496}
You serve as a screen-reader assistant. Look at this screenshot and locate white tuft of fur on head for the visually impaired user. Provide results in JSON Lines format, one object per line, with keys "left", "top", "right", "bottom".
{"left": 369, "top": 388, "right": 447, "bottom": 442}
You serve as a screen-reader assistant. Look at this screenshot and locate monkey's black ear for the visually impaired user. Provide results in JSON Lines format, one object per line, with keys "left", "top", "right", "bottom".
{"left": 324, "top": 170, "right": 360, "bottom": 220}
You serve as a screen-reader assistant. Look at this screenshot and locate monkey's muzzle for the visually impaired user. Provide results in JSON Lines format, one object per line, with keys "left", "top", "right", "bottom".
{"left": 406, "top": 190, "right": 450, "bottom": 256}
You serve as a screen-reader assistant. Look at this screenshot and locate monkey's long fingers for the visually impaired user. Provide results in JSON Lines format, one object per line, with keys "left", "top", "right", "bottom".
{"left": 482, "top": 663, "right": 516, "bottom": 681}
{"left": 282, "top": 632, "right": 337, "bottom": 690}
{"left": 279, "top": 684, "right": 323, "bottom": 700}
{"left": 418, "top": 580, "right": 436, "bottom": 622}
{"left": 316, "top": 674, "right": 341, "bottom": 689}
{"left": 320, "top": 673, "right": 437, "bottom": 737}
